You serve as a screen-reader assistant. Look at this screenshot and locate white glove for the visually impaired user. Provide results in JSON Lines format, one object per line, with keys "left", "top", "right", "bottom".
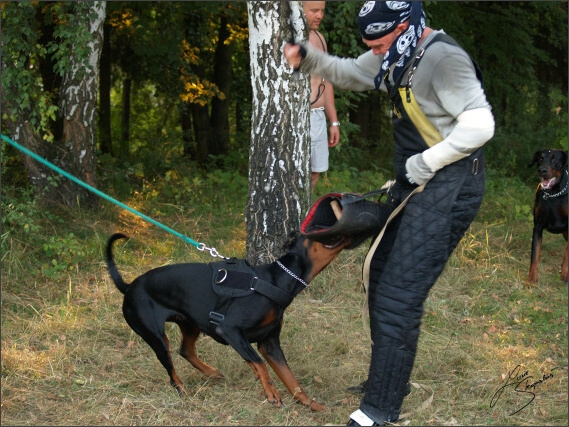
{"left": 405, "top": 153, "right": 435, "bottom": 185}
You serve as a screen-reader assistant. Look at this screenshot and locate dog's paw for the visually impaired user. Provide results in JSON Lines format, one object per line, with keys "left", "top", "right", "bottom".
{"left": 309, "top": 400, "right": 327, "bottom": 412}
{"left": 171, "top": 381, "right": 187, "bottom": 396}
{"left": 262, "top": 389, "right": 284, "bottom": 408}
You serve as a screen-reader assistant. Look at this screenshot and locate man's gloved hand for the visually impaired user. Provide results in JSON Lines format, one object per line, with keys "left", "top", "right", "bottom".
{"left": 402, "top": 153, "right": 435, "bottom": 186}
{"left": 389, "top": 153, "right": 434, "bottom": 208}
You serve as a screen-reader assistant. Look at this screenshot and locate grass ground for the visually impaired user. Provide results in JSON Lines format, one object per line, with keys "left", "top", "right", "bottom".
{"left": 1, "top": 171, "right": 567, "bottom": 426}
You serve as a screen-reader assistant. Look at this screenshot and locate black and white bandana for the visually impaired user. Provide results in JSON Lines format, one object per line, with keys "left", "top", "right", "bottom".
{"left": 358, "top": 1, "right": 426, "bottom": 88}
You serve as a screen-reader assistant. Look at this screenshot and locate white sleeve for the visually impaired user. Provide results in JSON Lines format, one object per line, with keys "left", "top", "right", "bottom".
{"left": 422, "top": 107, "right": 494, "bottom": 172}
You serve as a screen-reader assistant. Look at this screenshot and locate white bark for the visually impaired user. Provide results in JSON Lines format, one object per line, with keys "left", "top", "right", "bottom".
{"left": 58, "top": 1, "right": 106, "bottom": 205}
{"left": 245, "top": 1, "right": 310, "bottom": 264}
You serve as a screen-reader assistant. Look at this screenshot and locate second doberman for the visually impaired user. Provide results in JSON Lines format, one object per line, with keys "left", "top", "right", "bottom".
{"left": 527, "top": 149, "right": 568, "bottom": 283}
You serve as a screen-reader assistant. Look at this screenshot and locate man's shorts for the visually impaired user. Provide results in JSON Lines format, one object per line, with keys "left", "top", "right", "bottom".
{"left": 310, "top": 107, "right": 328, "bottom": 173}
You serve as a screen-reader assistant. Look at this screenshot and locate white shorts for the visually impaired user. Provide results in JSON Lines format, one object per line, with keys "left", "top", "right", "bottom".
{"left": 310, "top": 108, "right": 328, "bottom": 173}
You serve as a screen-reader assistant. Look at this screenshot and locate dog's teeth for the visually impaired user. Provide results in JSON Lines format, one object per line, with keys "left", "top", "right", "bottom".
{"left": 541, "top": 177, "right": 557, "bottom": 189}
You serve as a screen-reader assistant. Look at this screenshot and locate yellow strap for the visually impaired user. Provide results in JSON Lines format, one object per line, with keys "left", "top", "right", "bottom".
{"left": 398, "top": 87, "right": 443, "bottom": 148}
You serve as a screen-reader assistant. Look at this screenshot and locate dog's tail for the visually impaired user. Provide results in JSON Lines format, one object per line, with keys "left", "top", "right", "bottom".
{"left": 106, "top": 233, "right": 130, "bottom": 294}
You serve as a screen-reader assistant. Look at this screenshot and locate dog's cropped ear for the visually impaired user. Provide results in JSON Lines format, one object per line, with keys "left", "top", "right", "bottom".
{"left": 528, "top": 150, "right": 543, "bottom": 167}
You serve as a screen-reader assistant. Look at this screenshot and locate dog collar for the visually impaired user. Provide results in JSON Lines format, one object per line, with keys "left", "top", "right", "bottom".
{"left": 276, "top": 260, "right": 308, "bottom": 287}
{"left": 542, "top": 170, "right": 568, "bottom": 200}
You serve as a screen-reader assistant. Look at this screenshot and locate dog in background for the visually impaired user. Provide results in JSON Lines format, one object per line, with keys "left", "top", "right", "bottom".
{"left": 527, "top": 149, "right": 568, "bottom": 283}
{"left": 106, "top": 231, "right": 352, "bottom": 411}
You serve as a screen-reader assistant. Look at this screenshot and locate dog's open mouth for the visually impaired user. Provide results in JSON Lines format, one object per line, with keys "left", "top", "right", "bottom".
{"left": 301, "top": 192, "right": 391, "bottom": 250}
{"left": 322, "top": 237, "right": 346, "bottom": 249}
{"left": 541, "top": 177, "right": 558, "bottom": 190}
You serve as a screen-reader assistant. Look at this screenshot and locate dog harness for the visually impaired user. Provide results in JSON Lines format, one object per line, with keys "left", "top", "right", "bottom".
{"left": 208, "top": 258, "right": 294, "bottom": 328}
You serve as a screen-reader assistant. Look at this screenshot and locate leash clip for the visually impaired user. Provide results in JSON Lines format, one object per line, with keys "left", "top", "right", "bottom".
{"left": 198, "top": 243, "right": 228, "bottom": 259}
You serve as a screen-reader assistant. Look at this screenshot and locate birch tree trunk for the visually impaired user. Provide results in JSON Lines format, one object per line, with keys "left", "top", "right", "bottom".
{"left": 245, "top": 1, "right": 310, "bottom": 265}
{"left": 1, "top": 1, "right": 106, "bottom": 207}
{"left": 58, "top": 1, "right": 106, "bottom": 207}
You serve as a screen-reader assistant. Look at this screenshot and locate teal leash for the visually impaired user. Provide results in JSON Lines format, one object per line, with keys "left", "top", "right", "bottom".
{"left": 1, "top": 134, "right": 227, "bottom": 259}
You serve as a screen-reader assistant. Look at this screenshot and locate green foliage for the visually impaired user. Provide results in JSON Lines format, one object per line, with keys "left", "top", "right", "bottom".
{"left": 478, "top": 169, "right": 534, "bottom": 224}
{"left": 321, "top": 2, "right": 366, "bottom": 58}
{"left": 1, "top": 186, "right": 43, "bottom": 238}
{"left": 1, "top": 2, "right": 55, "bottom": 140}
{"left": 146, "top": 164, "right": 248, "bottom": 213}
{"left": 1, "top": 2, "right": 96, "bottom": 140}
{"left": 548, "top": 88, "right": 569, "bottom": 150}
{"left": 42, "top": 233, "right": 87, "bottom": 278}
{"left": 47, "top": 2, "right": 96, "bottom": 79}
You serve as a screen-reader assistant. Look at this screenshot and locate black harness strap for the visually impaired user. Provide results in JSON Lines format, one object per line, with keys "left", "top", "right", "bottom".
{"left": 208, "top": 259, "right": 294, "bottom": 327}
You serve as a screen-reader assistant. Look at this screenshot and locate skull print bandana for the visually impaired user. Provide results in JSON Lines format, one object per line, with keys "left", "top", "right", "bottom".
{"left": 358, "top": 1, "right": 426, "bottom": 89}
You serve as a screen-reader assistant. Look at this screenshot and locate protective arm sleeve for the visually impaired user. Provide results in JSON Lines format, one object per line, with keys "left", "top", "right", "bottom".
{"left": 421, "top": 107, "right": 495, "bottom": 173}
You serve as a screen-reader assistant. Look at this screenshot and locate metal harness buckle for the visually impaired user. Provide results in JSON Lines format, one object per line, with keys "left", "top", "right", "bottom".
{"left": 472, "top": 158, "right": 479, "bottom": 175}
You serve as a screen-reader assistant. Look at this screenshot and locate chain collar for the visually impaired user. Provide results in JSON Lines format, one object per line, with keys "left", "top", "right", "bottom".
{"left": 276, "top": 260, "right": 308, "bottom": 287}
{"left": 542, "top": 170, "right": 568, "bottom": 200}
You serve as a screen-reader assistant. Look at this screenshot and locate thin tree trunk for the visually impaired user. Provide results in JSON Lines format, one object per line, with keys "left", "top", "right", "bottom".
{"left": 191, "top": 103, "right": 212, "bottom": 163}
{"left": 210, "top": 13, "right": 232, "bottom": 156}
{"left": 245, "top": 1, "right": 310, "bottom": 265}
{"left": 180, "top": 105, "right": 194, "bottom": 158}
{"left": 58, "top": 1, "right": 106, "bottom": 207}
{"left": 99, "top": 21, "right": 112, "bottom": 155}
{"left": 120, "top": 76, "right": 132, "bottom": 158}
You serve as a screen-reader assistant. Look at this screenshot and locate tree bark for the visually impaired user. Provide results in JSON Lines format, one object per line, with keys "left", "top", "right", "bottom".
{"left": 99, "top": 21, "right": 112, "bottom": 155}
{"left": 120, "top": 76, "right": 132, "bottom": 159}
{"left": 245, "top": 1, "right": 310, "bottom": 265}
{"left": 57, "top": 1, "right": 106, "bottom": 207}
{"left": 191, "top": 103, "right": 213, "bottom": 163}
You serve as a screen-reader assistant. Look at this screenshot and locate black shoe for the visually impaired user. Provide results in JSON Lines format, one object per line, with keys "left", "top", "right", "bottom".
{"left": 347, "top": 380, "right": 411, "bottom": 396}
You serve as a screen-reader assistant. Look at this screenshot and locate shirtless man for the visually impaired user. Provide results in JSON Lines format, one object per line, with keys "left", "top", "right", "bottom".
{"left": 303, "top": 1, "right": 340, "bottom": 189}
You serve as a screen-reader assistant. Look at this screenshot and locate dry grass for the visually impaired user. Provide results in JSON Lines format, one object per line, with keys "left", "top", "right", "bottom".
{"left": 2, "top": 199, "right": 567, "bottom": 426}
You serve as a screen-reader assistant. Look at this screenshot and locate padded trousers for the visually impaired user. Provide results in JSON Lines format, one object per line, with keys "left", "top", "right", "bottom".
{"left": 360, "top": 150, "right": 485, "bottom": 424}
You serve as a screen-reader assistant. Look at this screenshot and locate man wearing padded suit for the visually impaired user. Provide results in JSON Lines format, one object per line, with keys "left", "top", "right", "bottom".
{"left": 285, "top": 2, "right": 494, "bottom": 426}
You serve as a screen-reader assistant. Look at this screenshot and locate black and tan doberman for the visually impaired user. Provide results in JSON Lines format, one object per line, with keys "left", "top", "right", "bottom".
{"left": 527, "top": 149, "right": 568, "bottom": 283}
{"left": 106, "top": 231, "right": 352, "bottom": 411}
